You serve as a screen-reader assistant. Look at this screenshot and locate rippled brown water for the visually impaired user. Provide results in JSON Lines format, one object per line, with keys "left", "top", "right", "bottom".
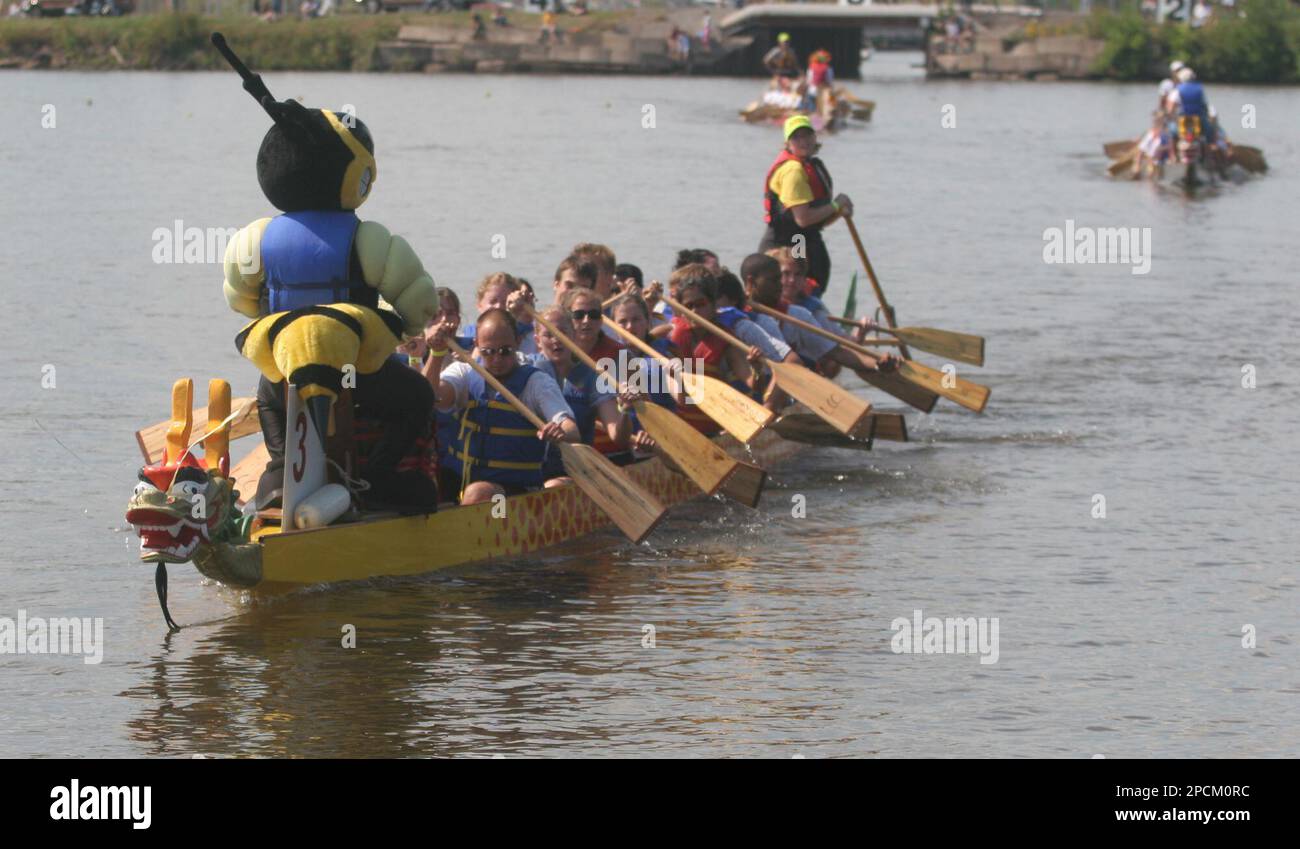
{"left": 1, "top": 55, "right": 1297, "bottom": 757}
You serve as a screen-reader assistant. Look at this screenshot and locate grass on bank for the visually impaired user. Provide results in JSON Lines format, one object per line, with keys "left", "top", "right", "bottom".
{"left": 0, "top": 8, "right": 637, "bottom": 71}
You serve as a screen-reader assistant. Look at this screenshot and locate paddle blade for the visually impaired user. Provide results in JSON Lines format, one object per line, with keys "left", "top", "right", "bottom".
{"left": 894, "top": 326, "right": 985, "bottom": 367}
{"left": 679, "top": 370, "right": 773, "bottom": 444}
{"left": 1104, "top": 139, "right": 1139, "bottom": 159}
{"left": 1230, "top": 145, "right": 1267, "bottom": 173}
{"left": 898, "top": 361, "right": 990, "bottom": 413}
{"left": 717, "top": 460, "right": 767, "bottom": 508}
{"left": 769, "top": 360, "right": 874, "bottom": 437}
{"left": 859, "top": 369, "right": 938, "bottom": 413}
{"left": 1108, "top": 151, "right": 1138, "bottom": 177}
{"left": 559, "top": 442, "right": 667, "bottom": 544}
{"left": 635, "top": 401, "right": 740, "bottom": 498}
{"left": 772, "top": 412, "right": 907, "bottom": 451}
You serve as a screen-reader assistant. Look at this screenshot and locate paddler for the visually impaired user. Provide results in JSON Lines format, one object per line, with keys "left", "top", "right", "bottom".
{"left": 742, "top": 252, "right": 897, "bottom": 382}
{"left": 474, "top": 271, "right": 536, "bottom": 356}
{"left": 804, "top": 49, "right": 835, "bottom": 116}
{"left": 667, "top": 265, "right": 765, "bottom": 417}
{"left": 530, "top": 306, "right": 648, "bottom": 481}
{"left": 572, "top": 242, "right": 619, "bottom": 300}
{"left": 1166, "top": 66, "right": 1212, "bottom": 147}
{"left": 423, "top": 308, "right": 578, "bottom": 505}
{"left": 763, "top": 32, "right": 801, "bottom": 83}
{"left": 759, "top": 115, "right": 855, "bottom": 297}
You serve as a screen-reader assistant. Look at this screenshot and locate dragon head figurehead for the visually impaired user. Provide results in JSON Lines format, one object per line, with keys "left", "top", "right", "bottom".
{"left": 126, "top": 450, "right": 235, "bottom": 564}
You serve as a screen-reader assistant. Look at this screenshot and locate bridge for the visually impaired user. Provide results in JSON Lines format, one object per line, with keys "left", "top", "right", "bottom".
{"left": 717, "top": 3, "right": 1041, "bottom": 79}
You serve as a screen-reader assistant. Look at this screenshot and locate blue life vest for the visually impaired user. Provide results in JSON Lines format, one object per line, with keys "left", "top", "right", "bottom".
{"left": 262, "top": 210, "right": 361, "bottom": 313}
{"left": 530, "top": 356, "right": 602, "bottom": 477}
{"left": 1176, "top": 81, "right": 1206, "bottom": 119}
{"left": 444, "top": 364, "right": 546, "bottom": 492}
{"left": 434, "top": 409, "right": 459, "bottom": 465}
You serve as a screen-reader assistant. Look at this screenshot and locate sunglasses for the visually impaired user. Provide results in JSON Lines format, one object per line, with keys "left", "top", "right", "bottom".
{"left": 570, "top": 308, "right": 603, "bottom": 323}
{"left": 479, "top": 345, "right": 516, "bottom": 358}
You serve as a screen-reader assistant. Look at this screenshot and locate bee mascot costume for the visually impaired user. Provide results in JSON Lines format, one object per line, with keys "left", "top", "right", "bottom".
{"left": 213, "top": 33, "right": 439, "bottom": 514}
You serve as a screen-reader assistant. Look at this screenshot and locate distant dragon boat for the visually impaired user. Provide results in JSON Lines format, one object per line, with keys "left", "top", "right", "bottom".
{"left": 740, "top": 87, "right": 876, "bottom": 132}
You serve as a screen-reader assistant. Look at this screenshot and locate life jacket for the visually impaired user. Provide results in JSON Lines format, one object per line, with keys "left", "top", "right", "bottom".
{"left": 763, "top": 150, "right": 833, "bottom": 233}
{"left": 261, "top": 210, "right": 368, "bottom": 314}
{"left": 1176, "top": 81, "right": 1206, "bottom": 120}
{"left": 668, "top": 307, "right": 744, "bottom": 366}
{"left": 808, "top": 62, "right": 830, "bottom": 88}
{"left": 444, "top": 364, "right": 546, "bottom": 495}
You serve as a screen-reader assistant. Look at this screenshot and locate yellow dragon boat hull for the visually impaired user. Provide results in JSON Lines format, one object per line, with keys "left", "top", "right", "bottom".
{"left": 195, "top": 423, "right": 807, "bottom": 592}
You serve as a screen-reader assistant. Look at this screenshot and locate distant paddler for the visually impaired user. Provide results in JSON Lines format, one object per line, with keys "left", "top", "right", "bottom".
{"left": 759, "top": 114, "right": 854, "bottom": 297}
{"left": 763, "top": 32, "right": 802, "bottom": 83}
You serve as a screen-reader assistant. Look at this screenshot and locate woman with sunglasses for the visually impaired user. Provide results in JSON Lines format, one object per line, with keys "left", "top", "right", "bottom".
{"left": 423, "top": 308, "right": 578, "bottom": 505}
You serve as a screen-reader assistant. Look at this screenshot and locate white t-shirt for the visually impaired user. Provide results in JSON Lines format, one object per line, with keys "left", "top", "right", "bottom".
{"left": 435, "top": 361, "right": 574, "bottom": 425}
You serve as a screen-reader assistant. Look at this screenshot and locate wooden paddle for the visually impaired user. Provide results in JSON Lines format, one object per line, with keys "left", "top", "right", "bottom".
{"left": 137, "top": 396, "right": 259, "bottom": 464}
{"left": 771, "top": 411, "right": 907, "bottom": 451}
{"left": 827, "top": 316, "right": 985, "bottom": 367}
{"left": 1229, "top": 144, "right": 1267, "bottom": 174}
{"left": 1104, "top": 138, "right": 1140, "bottom": 159}
{"left": 445, "top": 340, "right": 667, "bottom": 544}
{"left": 603, "top": 317, "right": 774, "bottom": 444}
{"left": 665, "top": 296, "right": 876, "bottom": 438}
{"left": 843, "top": 215, "right": 906, "bottom": 355}
{"left": 752, "top": 302, "right": 990, "bottom": 414}
{"left": 527, "top": 308, "right": 749, "bottom": 502}
{"left": 1108, "top": 148, "right": 1140, "bottom": 178}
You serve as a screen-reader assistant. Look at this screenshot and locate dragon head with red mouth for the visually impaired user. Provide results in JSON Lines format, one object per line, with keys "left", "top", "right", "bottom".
{"left": 126, "top": 451, "right": 236, "bottom": 564}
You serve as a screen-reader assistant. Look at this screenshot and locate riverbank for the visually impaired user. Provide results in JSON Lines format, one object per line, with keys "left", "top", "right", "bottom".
{"left": 927, "top": 0, "right": 1300, "bottom": 83}
{"left": 0, "top": 9, "right": 724, "bottom": 73}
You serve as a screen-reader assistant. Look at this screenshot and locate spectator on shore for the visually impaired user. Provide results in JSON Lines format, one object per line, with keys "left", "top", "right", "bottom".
{"left": 472, "top": 12, "right": 487, "bottom": 40}
{"left": 540, "top": 9, "right": 562, "bottom": 44}
{"left": 493, "top": 5, "right": 508, "bottom": 26}
{"left": 700, "top": 13, "right": 713, "bottom": 52}
{"left": 1191, "top": 0, "right": 1211, "bottom": 28}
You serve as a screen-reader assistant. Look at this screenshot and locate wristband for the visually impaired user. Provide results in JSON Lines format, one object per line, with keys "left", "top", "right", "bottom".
{"left": 428, "top": 349, "right": 449, "bottom": 358}
{"left": 831, "top": 200, "right": 841, "bottom": 213}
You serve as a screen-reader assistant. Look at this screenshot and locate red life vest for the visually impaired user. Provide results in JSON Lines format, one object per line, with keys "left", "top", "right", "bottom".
{"left": 763, "top": 150, "right": 833, "bottom": 226}
{"left": 808, "top": 62, "right": 830, "bottom": 88}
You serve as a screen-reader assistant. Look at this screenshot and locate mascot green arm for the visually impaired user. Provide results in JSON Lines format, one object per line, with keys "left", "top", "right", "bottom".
{"left": 222, "top": 218, "right": 273, "bottom": 318}
{"left": 354, "top": 221, "right": 439, "bottom": 337}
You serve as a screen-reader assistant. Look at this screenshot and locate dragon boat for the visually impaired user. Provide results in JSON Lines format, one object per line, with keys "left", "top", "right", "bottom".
{"left": 126, "top": 375, "right": 905, "bottom": 615}
{"left": 739, "top": 87, "right": 875, "bottom": 132}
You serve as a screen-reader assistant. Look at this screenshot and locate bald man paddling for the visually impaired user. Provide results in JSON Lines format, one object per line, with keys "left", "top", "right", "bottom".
{"left": 759, "top": 115, "right": 854, "bottom": 297}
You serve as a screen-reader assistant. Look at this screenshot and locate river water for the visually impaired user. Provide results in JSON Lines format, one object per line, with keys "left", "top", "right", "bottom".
{"left": 1, "top": 53, "right": 1296, "bottom": 758}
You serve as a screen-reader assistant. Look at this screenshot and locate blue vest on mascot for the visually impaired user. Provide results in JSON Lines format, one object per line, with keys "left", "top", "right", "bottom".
{"left": 1177, "top": 81, "right": 1206, "bottom": 119}
{"left": 262, "top": 210, "right": 360, "bottom": 313}
{"left": 445, "top": 364, "right": 547, "bottom": 491}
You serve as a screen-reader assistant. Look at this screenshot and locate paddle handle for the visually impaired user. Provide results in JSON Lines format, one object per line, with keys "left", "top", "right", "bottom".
{"left": 751, "top": 302, "right": 884, "bottom": 361}
{"left": 844, "top": 215, "right": 912, "bottom": 360}
{"left": 445, "top": 340, "right": 546, "bottom": 431}
{"left": 527, "top": 307, "right": 606, "bottom": 376}
{"left": 664, "top": 296, "right": 756, "bottom": 360}
{"left": 603, "top": 317, "right": 667, "bottom": 363}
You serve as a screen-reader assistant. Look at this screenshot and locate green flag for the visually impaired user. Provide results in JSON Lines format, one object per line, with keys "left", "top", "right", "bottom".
{"left": 843, "top": 271, "right": 858, "bottom": 319}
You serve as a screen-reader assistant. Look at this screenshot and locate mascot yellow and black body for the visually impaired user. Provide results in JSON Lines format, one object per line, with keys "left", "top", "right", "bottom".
{"left": 213, "top": 33, "right": 439, "bottom": 514}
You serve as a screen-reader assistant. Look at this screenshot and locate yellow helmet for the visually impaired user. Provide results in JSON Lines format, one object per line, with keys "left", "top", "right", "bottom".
{"left": 784, "top": 114, "right": 813, "bottom": 140}
{"left": 777, "top": 32, "right": 791, "bottom": 43}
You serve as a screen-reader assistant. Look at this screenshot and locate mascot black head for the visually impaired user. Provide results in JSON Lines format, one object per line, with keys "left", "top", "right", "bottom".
{"left": 213, "top": 32, "right": 376, "bottom": 213}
